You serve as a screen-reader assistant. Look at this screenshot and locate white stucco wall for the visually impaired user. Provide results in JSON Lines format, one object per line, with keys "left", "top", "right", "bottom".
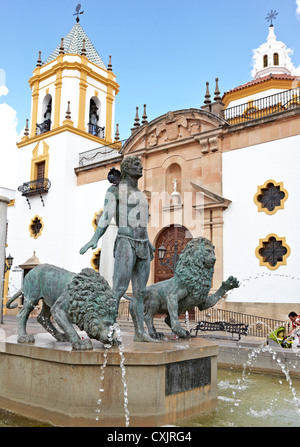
{"left": 222, "top": 134, "right": 300, "bottom": 303}
{"left": 226, "top": 88, "right": 291, "bottom": 109}
{"left": 6, "top": 130, "right": 111, "bottom": 295}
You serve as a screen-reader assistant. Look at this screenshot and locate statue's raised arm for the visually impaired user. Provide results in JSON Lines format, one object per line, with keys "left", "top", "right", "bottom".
{"left": 79, "top": 186, "right": 117, "bottom": 255}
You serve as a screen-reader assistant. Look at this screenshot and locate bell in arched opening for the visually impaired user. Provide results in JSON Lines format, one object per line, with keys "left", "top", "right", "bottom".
{"left": 88, "top": 98, "right": 105, "bottom": 138}
{"left": 36, "top": 96, "right": 52, "bottom": 135}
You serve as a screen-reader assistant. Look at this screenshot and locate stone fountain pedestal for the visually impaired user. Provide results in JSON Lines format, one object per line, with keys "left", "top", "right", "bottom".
{"left": 0, "top": 332, "right": 218, "bottom": 427}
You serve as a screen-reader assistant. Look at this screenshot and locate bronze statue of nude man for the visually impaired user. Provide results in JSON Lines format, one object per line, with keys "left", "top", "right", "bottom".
{"left": 80, "top": 156, "right": 158, "bottom": 342}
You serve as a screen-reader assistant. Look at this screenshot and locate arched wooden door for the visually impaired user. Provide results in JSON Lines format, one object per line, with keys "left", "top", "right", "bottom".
{"left": 154, "top": 225, "right": 192, "bottom": 283}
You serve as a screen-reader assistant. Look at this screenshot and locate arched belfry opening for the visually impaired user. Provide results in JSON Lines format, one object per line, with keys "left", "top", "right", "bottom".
{"left": 88, "top": 97, "right": 104, "bottom": 138}
{"left": 36, "top": 95, "right": 52, "bottom": 135}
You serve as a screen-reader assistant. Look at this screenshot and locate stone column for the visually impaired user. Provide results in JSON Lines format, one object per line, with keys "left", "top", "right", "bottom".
{"left": 0, "top": 196, "right": 10, "bottom": 324}
{"left": 99, "top": 218, "right": 118, "bottom": 288}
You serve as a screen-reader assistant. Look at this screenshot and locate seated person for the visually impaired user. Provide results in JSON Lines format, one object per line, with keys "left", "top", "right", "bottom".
{"left": 287, "top": 311, "right": 300, "bottom": 346}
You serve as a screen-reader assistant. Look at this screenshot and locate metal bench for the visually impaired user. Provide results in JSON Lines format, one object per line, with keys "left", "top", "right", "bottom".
{"left": 191, "top": 320, "right": 249, "bottom": 340}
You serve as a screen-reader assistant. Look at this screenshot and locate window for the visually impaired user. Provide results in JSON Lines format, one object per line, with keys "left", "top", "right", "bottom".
{"left": 255, "top": 234, "right": 290, "bottom": 270}
{"left": 36, "top": 161, "right": 45, "bottom": 179}
{"left": 31, "top": 141, "right": 49, "bottom": 182}
{"left": 254, "top": 180, "right": 288, "bottom": 215}
{"left": 263, "top": 55, "right": 268, "bottom": 68}
{"left": 29, "top": 216, "right": 44, "bottom": 239}
{"left": 273, "top": 53, "right": 279, "bottom": 65}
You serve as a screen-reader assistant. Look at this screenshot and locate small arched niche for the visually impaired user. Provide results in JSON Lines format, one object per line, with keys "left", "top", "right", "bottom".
{"left": 166, "top": 163, "right": 182, "bottom": 196}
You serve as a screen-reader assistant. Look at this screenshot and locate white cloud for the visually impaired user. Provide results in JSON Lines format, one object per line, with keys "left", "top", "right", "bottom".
{"left": 292, "top": 65, "right": 300, "bottom": 76}
{"left": 0, "top": 85, "right": 9, "bottom": 97}
{"left": 296, "top": 0, "right": 300, "bottom": 17}
{"left": 0, "top": 103, "right": 19, "bottom": 190}
{"left": 0, "top": 68, "right": 8, "bottom": 96}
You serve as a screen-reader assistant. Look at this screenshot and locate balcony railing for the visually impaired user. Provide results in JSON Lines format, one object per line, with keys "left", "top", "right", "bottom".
{"left": 79, "top": 145, "right": 121, "bottom": 167}
{"left": 224, "top": 87, "right": 300, "bottom": 125}
{"left": 88, "top": 123, "right": 105, "bottom": 138}
{"left": 18, "top": 178, "right": 51, "bottom": 209}
{"left": 18, "top": 178, "right": 51, "bottom": 197}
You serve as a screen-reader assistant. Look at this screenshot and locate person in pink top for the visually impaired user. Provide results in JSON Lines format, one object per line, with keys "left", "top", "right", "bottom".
{"left": 287, "top": 312, "right": 300, "bottom": 347}
{"left": 288, "top": 311, "right": 300, "bottom": 333}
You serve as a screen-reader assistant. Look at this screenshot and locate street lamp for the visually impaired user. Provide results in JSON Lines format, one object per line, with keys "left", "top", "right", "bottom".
{"left": 158, "top": 245, "right": 167, "bottom": 261}
{"left": 158, "top": 241, "right": 179, "bottom": 272}
{"left": 1, "top": 253, "right": 14, "bottom": 324}
{"left": 4, "top": 254, "right": 13, "bottom": 273}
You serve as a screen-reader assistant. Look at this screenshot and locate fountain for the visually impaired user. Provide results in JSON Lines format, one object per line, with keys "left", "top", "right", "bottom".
{"left": 95, "top": 323, "right": 130, "bottom": 426}
{"left": 175, "top": 313, "right": 300, "bottom": 427}
{"left": 0, "top": 157, "right": 235, "bottom": 426}
{"left": 178, "top": 368, "right": 300, "bottom": 427}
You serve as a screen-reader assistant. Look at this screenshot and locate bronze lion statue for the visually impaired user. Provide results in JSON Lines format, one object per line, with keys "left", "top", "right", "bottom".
{"left": 129, "top": 237, "right": 239, "bottom": 339}
{"left": 6, "top": 265, "right": 118, "bottom": 350}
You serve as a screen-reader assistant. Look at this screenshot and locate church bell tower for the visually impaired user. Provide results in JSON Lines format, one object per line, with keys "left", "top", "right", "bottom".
{"left": 22, "top": 9, "right": 119, "bottom": 146}
{"left": 10, "top": 9, "right": 121, "bottom": 277}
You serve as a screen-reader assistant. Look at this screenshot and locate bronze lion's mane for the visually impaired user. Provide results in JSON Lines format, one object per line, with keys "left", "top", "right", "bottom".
{"left": 174, "top": 237, "right": 215, "bottom": 302}
{"left": 67, "top": 268, "right": 118, "bottom": 338}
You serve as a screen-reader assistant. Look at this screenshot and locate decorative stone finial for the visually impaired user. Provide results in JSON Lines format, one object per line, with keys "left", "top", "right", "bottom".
{"left": 59, "top": 38, "right": 65, "bottom": 55}
{"left": 115, "top": 123, "right": 120, "bottom": 141}
{"left": 65, "top": 101, "right": 71, "bottom": 120}
{"left": 81, "top": 39, "right": 87, "bottom": 56}
{"left": 142, "top": 104, "right": 148, "bottom": 124}
{"left": 24, "top": 119, "right": 29, "bottom": 137}
{"left": 36, "top": 51, "right": 42, "bottom": 67}
{"left": 204, "top": 82, "right": 211, "bottom": 105}
{"left": 108, "top": 55, "right": 112, "bottom": 71}
{"left": 214, "top": 78, "right": 221, "bottom": 101}
{"left": 134, "top": 107, "right": 140, "bottom": 127}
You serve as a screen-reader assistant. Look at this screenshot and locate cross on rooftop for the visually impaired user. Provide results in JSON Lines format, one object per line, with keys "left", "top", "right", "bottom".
{"left": 265, "top": 9, "right": 279, "bottom": 26}
{"left": 73, "top": 3, "right": 84, "bottom": 22}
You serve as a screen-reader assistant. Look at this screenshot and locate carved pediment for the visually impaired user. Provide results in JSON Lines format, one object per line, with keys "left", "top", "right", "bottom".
{"left": 148, "top": 112, "right": 216, "bottom": 147}
{"left": 148, "top": 112, "right": 187, "bottom": 147}
{"left": 190, "top": 182, "right": 231, "bottom": 210}
{"left": 122, "top": 109, "right": 225, "bottom": 155}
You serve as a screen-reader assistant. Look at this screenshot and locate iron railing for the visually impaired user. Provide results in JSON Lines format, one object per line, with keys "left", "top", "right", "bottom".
{"left": 18, "top": 178, "right": 51, "bottom": 197}
{"left": 194, "top": 307, "right": 290, "bottom": 338}
{"left": 88, "top": 123, "right": 105, "bottom": 138}
{"left": 36, "top": 119, "right": 51, "bottom": 135}
{"left": 78, "top": 143, "right": 123, "bottom": 167}
{"left": 117, "top": 300, "right": 290, "bottom": 339}
{"left": 224, "top": 87, "right": 300, "bottom": 125}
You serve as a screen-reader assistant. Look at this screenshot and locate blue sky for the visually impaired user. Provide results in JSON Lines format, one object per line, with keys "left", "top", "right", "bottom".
{"left": 0, "top": 0, "right": 300, "bottom": 141}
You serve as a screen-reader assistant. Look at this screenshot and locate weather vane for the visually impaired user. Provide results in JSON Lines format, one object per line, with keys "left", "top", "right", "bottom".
{"left": 74, "top": 4, "right": 84, "bottom": 22}
{"left": 265, "top": 9, "right": 279, "bottom": 26}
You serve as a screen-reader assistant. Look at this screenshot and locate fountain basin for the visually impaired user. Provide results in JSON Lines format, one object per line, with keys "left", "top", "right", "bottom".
{"left": 216, "top": 339, "right": 300, "bottom": 376}
{"left": 0, "top": 332, "right": 218, "bottom": 427}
